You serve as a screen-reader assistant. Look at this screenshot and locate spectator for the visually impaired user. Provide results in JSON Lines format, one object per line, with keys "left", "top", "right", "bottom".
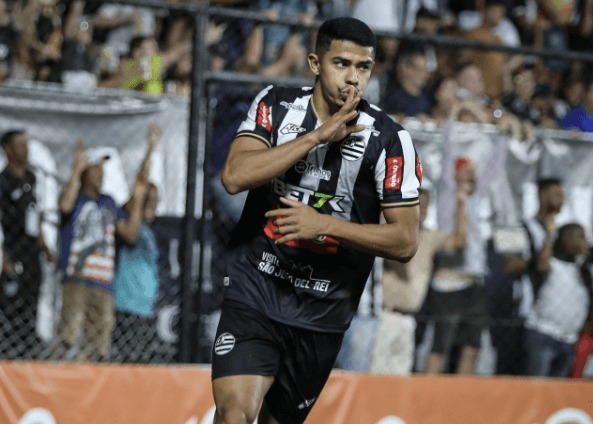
{"left": 0, "top": 129, "right": 54, "bottom": 359}
{"left": 112, "top": 124, "right": 161, "bottom": 363}
{"left": 234, "top": 0, "right": 312, "bottom": 77}
{"left": 50, "top": 143, "right": 146, "bottom": 362}
{"left": 413, "top": 6, "right": 445, "bottom": 74}
{"left": 554, "top": 71, "right": 584, "bottom": 121}
{"left": 429, "top": 75, "right": 493, "bottom": 126}
{"left": 381, "top": 44, "right": 432, "bottom": 121}
{"left": 571, "top": 0, "right": 593, "bottom": 53}
{"left": 523, "top": 223, "right": 592, "bottom": 377}
{"left": 501, "top": 58, "right": 543, "bottom": 126}
{"left": 11, "top": 0, "right": 61, "bottom": 81}
{"left": 352, "top": 0, "right": 441, "bottom": 35}
{"left": 459, "top": 0, "right": 521, "bottom": 100}
{"left": 98, "top": 35, "right": 190, "bottom": 95}
{"left": 94, "top": 2, "right": 156, "bottom": 67}
{"left": 571, "top": 319, "right": 593, "bottom": 378}
{"left": 424, "top": 125, "right": 509, "bottom": 375}
{"left": 455, "top": 61, "right": 527, "bottom": 141}
{"left": 370, "top": 186, "right": 467, "bottom": 375}
{"left": 0, "top": 0, "right": 19, "bottom": 78}
{"left": 60, "top": 0, "right": 99, "bottom": 90}
{"left": 502, "top": 177, "right": 565, "bottom": 375}
{"left": 557, "top": 76, "right": 593, "bottom": 132}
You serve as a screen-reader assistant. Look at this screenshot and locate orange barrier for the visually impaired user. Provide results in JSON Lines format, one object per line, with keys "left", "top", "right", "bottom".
{"left": 0, "top": 361, "right": 591, "bottom": 424}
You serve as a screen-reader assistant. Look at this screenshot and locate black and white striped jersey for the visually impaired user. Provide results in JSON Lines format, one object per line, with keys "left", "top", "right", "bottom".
{"left": 224, "top": 85, "right": 422, "bottom": 333}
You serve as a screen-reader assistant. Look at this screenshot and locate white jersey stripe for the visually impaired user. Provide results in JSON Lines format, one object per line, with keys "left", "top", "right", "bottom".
{"left": 398, "top": 130, "right": 420, "bottom": 200}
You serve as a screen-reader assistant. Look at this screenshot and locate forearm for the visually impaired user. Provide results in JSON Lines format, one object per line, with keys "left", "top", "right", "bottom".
{"left": 117, "top": 200, "right": 143, "bottom": 244}
{"left": 535, "top": 236, "right": 553, "bottom": 273}
{"left": 325, "top": 217, "right": 418, "bottom": 262}
{"left": 222, "top": 133, "right": 321, "bottom": 194}
{"left": 452, "top": 200, "right": 467, "bottom": 249}
{"left": 58, "top": 175, "right": 81, "bottom": 214}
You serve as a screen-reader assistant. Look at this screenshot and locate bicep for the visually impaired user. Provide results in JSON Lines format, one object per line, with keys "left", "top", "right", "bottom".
{"left": 225, "top": 136, "right": 269, "bottom": 164}
{"left": 383, "top": 206, "right": 420, "bottom": 236}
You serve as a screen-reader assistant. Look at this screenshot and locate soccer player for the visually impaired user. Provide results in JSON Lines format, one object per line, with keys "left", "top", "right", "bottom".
{"left": 212, "top": 17, "right": 422, "bottom": 424}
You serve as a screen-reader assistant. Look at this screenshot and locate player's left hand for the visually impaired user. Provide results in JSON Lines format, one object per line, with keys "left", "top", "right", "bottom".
{"left": 265, "top": 197, "right": 329, "bottom": 244}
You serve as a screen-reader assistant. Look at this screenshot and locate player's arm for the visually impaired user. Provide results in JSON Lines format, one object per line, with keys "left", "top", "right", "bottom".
{"left": 266, "top": 197, "right": 419, "bottom": 262}
{"left": 222, "top": 87, "right": 364, "bottom": 194}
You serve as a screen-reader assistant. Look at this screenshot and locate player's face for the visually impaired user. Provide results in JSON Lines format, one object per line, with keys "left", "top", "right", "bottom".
{"left": 310, "top": 40, "right": 374, "bottom": 109}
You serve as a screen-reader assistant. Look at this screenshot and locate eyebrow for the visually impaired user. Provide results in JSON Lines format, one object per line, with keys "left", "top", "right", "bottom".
{"left": 332, "top": 56, "right": 374, "bottom": 66}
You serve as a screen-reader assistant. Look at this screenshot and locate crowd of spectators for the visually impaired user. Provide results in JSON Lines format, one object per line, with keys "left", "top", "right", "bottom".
{"left": 0, "top": 0, "right": 589, "bottom": 132}
{"left": 0, "top": 0, "right": 592, "bottom": 378}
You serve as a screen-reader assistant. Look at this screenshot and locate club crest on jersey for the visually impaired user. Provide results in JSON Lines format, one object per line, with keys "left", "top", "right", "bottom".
{"left": 214, "top": 332, "right": 235, "bottom": 355}
{"left": 280, "top": 123, "right": 306, "bottom": 135}
{"left": 257, "top": 101, "right": 272, "bottom": 132}
{"left": 340, "top": 136, "right": 365, "bottom": 161}
{"left": 385, "top": 156, "right": 403, "bottom": 190}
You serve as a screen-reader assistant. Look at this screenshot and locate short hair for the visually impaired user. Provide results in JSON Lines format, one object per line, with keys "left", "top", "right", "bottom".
{"left": 129, "top": 36, "right": 148, "bottom": 56}
{"left": 315, "top": 17, "right": 376, "bottom": 57}
{"left": 0, "top": 130, "right": 25, "bottom": 149}
{"left": 553, "top": 222, "right": 583, "bottom": 255}
{"left": 537, "top": 177, "right": 562, "bottom": 192}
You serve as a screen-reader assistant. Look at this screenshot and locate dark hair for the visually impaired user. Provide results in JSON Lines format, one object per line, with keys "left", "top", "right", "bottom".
{"left": 315, "top": 17, "right": 376, "bottom": 57}
{"left": 553, "top": 222, "right": 583, "bottom": 257}
{"left": 129, "top": 36, "right": 148, "bottom": 56}
{"left": 537, "top": 177, "right": 563, "bottom": 192}
{"left": 0, "top": 130, "right": 25, "bottom": 149}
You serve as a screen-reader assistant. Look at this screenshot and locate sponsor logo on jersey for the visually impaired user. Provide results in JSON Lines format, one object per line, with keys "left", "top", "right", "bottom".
{"left": 385, "top": 156, "right": 403, "bottom": 190}
{"left": 340, "top": 136, "right": 365, "bottom": 161}
{"left": 264, "top": 217, "right": 339, "bottom": 255}
{"left": 298, "top": 397, "right": 317, "bottom": 410}
{"left": 366, "top": 125, "right": 381, "bottom": 137}
{"left": 273, "top": 179, "right": 344, "bottom": 212}
{"left": 280, "top": 123, "right": 306, "bottom": 135}
{"left": 294, "top": 160, "right": 332, "bottom": 181}
{"left": 416, "top": 154, "right": 423, "bottom": 183}
{"left": 280, "top": 101, "right": 307, "bottom": 111}
{"left": 257, "top": 101, "right": 272, "bottom": 132}
{"left": 214, "top": 332, "right": 235, "bottom": 355}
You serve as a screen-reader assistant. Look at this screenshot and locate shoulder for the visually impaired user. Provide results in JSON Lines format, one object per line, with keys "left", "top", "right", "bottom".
{"left": 360, "top": 100, "right": 403, "bottom": 129}
{"left": 263, "top": 85, "right": 313, "bottom": 104}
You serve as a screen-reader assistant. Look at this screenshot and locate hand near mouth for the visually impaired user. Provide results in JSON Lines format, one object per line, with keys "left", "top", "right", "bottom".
{"left": 313, "top": 86, "right": 365, "bottom": 146}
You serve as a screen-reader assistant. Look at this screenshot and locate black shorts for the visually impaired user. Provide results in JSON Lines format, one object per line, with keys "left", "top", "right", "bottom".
{"left": 211, "top": 300, "right": 343, "bottom": 424}
{"left": 429, "top": 284, "right": 487, "bottom": 354}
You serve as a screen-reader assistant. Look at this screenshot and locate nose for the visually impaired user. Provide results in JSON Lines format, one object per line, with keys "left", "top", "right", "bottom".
{"left": 346, "top": 66, "right": 359, "bottom": 86}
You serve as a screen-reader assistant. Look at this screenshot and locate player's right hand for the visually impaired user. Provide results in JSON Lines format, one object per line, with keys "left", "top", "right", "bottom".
{"left": 315, "top": 86, "right": 366, "bottom": 145}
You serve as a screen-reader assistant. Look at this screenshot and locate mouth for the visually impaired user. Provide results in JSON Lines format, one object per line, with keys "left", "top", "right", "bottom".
{"left": 340, "top": 87, "right": 359, "bottom": 100}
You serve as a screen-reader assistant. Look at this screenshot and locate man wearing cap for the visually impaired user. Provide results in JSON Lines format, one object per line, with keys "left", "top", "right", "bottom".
{"left": 50, "top": 142, "right": 146, "bottom": 361}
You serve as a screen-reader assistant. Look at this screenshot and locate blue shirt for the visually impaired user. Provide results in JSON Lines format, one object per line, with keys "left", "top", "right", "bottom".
{"left": 381, "top": 83, "right": 431, "bottom": 117}
{"left": 557, "top": 105, "right": 593, "bottom": 132}
{"left": 59, "top": 193, "right": 125, "bottom": 291}
{"left": 114, "top": 223, "right": 159, "bottom": 317}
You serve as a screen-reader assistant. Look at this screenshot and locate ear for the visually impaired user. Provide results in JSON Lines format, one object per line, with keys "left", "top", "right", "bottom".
{"left": 308, "top": 53, "right": 320, "bottom": 76}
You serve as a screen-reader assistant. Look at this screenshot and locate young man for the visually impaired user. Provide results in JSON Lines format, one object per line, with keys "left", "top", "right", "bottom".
{"left": 0, "top": 130, "right": 53, "bottom": 359}
{"left": 212, "top": 17, "right": 422, "bottom": 424}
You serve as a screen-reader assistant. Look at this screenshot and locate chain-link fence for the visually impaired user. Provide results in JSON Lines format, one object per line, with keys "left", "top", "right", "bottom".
{"left": 1, "top": 1, "right": 593, "bottom": 379}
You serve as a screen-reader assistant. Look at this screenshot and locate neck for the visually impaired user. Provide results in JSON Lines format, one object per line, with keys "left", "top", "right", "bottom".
{"left": 81, "top": 186, "right": 100, "bottom": 199}
{"left": 7, "top": 162, "right": 26, "bottom": 179}
{"left": 401, "top": 80, "right": 421, "bottom": 97}
{"left": 311, "top": 86, "right": 334, "bottom": 124}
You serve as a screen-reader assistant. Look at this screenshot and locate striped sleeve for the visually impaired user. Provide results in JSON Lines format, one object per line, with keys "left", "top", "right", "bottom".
{"left": 380, "top": 129, "right": 422, "bottom": 208}
{"left": 235, "top": 85, "right": 275, "bottom": 147}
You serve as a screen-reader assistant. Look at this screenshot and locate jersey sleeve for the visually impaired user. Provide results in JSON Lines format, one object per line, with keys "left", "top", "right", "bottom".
{"left": 235, "top": 85, "right": 276, "bottom": 148}
{"left": 379, "top": 129, "right": 422, "bottom": 208}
